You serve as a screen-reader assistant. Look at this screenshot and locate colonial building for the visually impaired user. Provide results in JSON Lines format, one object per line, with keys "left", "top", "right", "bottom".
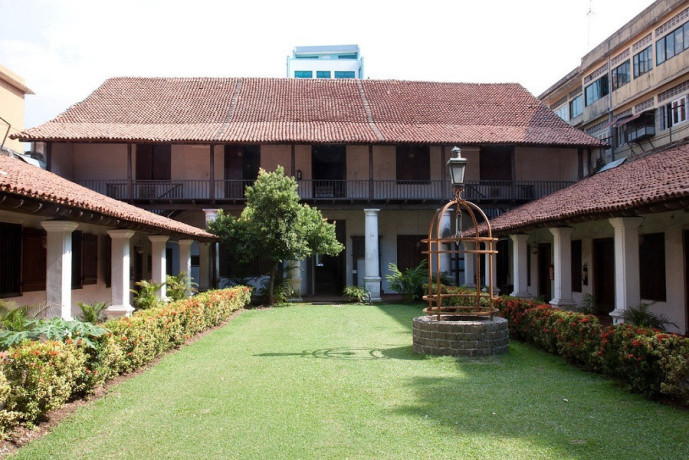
{"left": 0, "top": 153, "right": 217, "bottom": 319}
{"left": 485, "top": 144, "right": 689, "bottom": 335}
{"left": 540, "top": 0, "right": 689, "bottom": 169}
{"left": 13, "top": 77, "right": 601, "bottom": 299}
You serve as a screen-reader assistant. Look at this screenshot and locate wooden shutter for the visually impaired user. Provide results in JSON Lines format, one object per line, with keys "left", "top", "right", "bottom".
{"left": 0, "top": 223, "right": 22, "bottom": 296}
{"left": 82, "top": 233, "right": 98, "bottom": 285}
{"left": 22, "top": 228, "right": 46, "bottom": 292}
{"left": 102, "top": 235, "right": 111, "bottom": 288}
{"left": 72, "top": 231, "right": 83, "bottom": 289}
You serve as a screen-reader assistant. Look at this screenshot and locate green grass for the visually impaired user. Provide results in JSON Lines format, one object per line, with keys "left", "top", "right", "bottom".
{"left": 11, "top": 304, "right": 689, "bottom": 459}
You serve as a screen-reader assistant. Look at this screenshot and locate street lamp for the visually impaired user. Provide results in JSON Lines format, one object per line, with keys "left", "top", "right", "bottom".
{"left": 447, "top": 146, "right": 468, "bottom": 189}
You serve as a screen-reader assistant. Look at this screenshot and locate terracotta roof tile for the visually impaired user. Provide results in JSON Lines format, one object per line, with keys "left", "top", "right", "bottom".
{"left": 486, "top": 144, "right": 689, "bottom": 235}
{"left": 0, "top": 154, "right": 216, "bottom": 241}
{"left": 15, "top": 77, "right": 601, "bottom": 147}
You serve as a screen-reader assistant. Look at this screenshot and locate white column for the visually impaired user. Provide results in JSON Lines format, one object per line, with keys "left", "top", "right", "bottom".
{"left": 178, "top": 239, "right": 194, "bottom": 293}
{"left": 198, "top": 242, "right": 211, "bottom": 291}
{"left": 510, "top": 233, "right": 530, "bottom": 297}
{"left": 438, "top": 209, "right": 452, "bottom": 275}
{"left": 41, "top": 221, "right": 79, "bottom": 320}
{"left": 464, "top": 241, "right": 476, "bottom": 288}
{"left": 609, "top": 217, "right": 643, "bottom": 324}
{"left": 484, "top": 249, "right": 500, "bottom": 294}
{"left": 203, "top": 209, "right": 220, "bottom": 288}
{"left": 149, "top": 235, "right": 169, "bottom": 300}
{"left": 364, "top": 209, "right": 382, "bottom": 302}
{"left": 287, "top": 260, "right": 303, "bottom": 301}
{"left": 107, "top": 229, "right": 136, "bottom": 317}
{"left": 549, "top": 227, "right": 575, "bottom": 307}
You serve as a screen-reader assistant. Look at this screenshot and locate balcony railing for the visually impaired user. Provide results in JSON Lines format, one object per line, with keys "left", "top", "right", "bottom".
{"left": 75, "top": 179, "right": 574, "bottom": 203}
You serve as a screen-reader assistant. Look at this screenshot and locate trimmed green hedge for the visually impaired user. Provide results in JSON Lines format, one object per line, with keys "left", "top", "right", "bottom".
{"left": 0, "top": 286, "right": 251, "bottom": 437}
{"left": 497, "top": 296, "right": 689, "bottom": 404}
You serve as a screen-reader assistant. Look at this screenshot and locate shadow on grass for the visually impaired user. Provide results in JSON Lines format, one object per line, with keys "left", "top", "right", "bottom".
{"left": 373, "top": 302, "right": 425, "bottom": 332}
{"left": 255, "top": 345, "right": 425, "bottom": 361}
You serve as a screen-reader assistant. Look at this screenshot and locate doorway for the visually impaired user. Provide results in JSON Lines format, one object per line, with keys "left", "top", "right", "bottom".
{"left": 593, "top": 238, "right": 615, "bottom": 314}
{"left": 314, "top": 220, "right": 346, "bottom": 295}
{"left": 312, "top": 145, "right": 346, "bottom": 198}
{"left": 225, "top": 145, "right": 260, "bottom": 198}
{"left": 537, "top": 243, "right": 552, "bottom": 301}
{"left": 397, "top": 235, "right": 425, "bottom": 271}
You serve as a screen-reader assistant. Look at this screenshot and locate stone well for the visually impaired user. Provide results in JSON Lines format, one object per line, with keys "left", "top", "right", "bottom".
{"left": 412, "top": 315, "right": 509, "bottom": 357}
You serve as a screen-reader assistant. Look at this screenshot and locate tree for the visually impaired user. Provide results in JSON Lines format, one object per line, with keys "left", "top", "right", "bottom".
{"left": 208, "top": 166, "right": 343, "bottom": 304}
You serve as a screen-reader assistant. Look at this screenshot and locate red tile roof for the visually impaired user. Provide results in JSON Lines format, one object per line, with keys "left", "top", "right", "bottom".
{"left": 486, "top": 144, "right": 689, "bottom": 235}
{"left": 15, "top": 78, "right": 601, "bottom": 147}
{"left": 0, "top": 154, "right": 216, "bottom": 241}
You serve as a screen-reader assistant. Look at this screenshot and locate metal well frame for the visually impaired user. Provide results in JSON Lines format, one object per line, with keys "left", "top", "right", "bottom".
{"left": 422, "top": 187, "right": 498, "bottom": 320}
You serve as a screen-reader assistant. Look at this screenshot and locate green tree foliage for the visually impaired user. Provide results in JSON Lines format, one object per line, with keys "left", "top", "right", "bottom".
{"left": 208, "top": 167, "right": 343, "bottom": 304}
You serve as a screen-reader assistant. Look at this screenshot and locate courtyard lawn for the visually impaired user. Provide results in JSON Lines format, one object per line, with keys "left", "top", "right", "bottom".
{"left": 10, "top": 304, "right": 689, "bottom": 459}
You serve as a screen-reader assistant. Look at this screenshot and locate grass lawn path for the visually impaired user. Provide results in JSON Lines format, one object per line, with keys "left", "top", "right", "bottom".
{"left": 11, "top": 304, "right": 689, "bottom": 459}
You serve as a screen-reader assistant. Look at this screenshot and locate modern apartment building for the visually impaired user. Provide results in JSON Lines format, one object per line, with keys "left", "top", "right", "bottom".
{"left": 13, "top": 77, "right": 600, "bottom": 299}
{"left": 286, "top": 45, "right": 364, "bottom": 79}
{"left": 0, "top": 64, "right": 33, "bottom": 155}
{"left": 540, "top": 0, "right": 689, "bottom": 168}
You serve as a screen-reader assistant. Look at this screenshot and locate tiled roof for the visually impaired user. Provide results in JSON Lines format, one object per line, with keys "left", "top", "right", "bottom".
{"left": 486, "top": 144, "right": 689, "bottom": 235}
{"left": 0, "top": 154, "right": 216, "bottom": 241}
{"left": 15, "top": 77, "right": 601, "bottom": 147}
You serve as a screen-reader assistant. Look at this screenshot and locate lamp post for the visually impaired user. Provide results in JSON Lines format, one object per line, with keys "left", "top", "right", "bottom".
{"left": 447, "top": 146, "right": 468, "bottom": 192}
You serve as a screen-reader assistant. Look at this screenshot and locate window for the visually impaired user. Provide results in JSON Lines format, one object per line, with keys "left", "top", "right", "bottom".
{"left": 396, "top": 145, "right": 430, "bottom": 183}
{"left": 633, "top": 46, "right": 653, "bottom": 78}
{"left": 0, "top": 223, "right": 21, "bottom": 297}
{"left": 316, "top": 71, "right": 331, "bottom": 78}
{"left": 611, "top": 60, "right": 630, "bottom": 91}
{"left": 72, "top": 231, "right": 83, "bottom": 289}
{"left": 334, "top": 71, "right": 355, "bottom": 79}
{"left": 337, "top": 54, "right": 358, "bottom": 59}
{"left": 554, "top": 104, "right": 568, "bottom": 121}
{"left": 22, "top": 228, "right": 46, "bottom": 292}
{"left": 294, "top": 70, "right": 313, "bottom": 78}
{"left": 659, "top": 96, "right": 688, "bottom": 130}
{"left": 672, "top": 96, "right": 687, "bottom": 125}
{"left": 571, "top": 240, "right": 582, "bottom": 292}
{"left": 585, "top": 75, "right": 609, "bottom": 106}
{"left": 569, "top": 94, "right": 583, "bottom": 118}
{"left": 657, "top": 21, "right": 689, "bottom": 66}
{"left": 639, "top": 233, "right": 666, "bottom": 301}
{"left": 71, "top": 231, "right": 98, "bottom": 289}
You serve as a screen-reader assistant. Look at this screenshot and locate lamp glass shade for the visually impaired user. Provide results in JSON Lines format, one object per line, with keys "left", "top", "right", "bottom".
{"left": 447, "top": 156, "right": 468, "bottom": 186}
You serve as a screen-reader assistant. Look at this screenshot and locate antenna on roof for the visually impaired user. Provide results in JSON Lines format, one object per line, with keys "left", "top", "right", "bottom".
{"left": 587, "top": 0, "right": 595, "bottom": 47}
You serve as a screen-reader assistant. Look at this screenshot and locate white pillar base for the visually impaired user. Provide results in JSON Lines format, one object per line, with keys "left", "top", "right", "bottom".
{"left": 105, "top": 304, "right": 135, "bottom": 319}
{"left": 610, "top": 308, "right": 625, "bottom": 325}
{"left": 364, "top": 276, "right": 382, "bottom": 302}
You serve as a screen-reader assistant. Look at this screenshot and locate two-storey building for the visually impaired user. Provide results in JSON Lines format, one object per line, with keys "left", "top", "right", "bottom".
{"left": 14, "top": 77, "right": 601, "bottom": 299}
{"left": 541, "top": 0, "right": 689, "bottom": 168}
{"left": 0, "top": 64, "right": 33, "bottom": 155}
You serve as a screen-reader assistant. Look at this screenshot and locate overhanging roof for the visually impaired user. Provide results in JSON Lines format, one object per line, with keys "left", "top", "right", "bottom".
{"left": 14, "top": 77, "right": 602, "bottom": 148}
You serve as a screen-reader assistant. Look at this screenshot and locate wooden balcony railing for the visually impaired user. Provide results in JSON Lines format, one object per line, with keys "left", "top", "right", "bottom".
{"left": 75, "top": 179, "right": 574, "bottom": 203}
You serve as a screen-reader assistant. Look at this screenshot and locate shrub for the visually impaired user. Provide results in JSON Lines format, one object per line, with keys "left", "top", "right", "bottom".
{"left": 424, "top": 283, "right": 493, "bottom": 309}
{"left": 0, "top": 286, "right": 252, "bottom": 433}
{"left": 131, "top": 280, "right": 163, "bottom": 310}
{"left": 343, "top": 286, "right": 369, "bottom": 304}
{"left": 3, "top": 340, "right": 86, "bottom": 424}
{"left": 386, "top": 260, "right": 428, "bottom": 303}
{"left": 166, "top": 273, "right": 198, "bottom": 302}
{"left": 495, "top": 296, "right": 689, "bottom": 404}
{"left": 622, "top": 302, "right": 677, "bottom": 331}
{"left": 77, "top": 301, "right": 108, "bottom": 324}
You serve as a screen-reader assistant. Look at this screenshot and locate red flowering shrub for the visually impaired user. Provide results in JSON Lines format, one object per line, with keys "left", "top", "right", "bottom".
{"left": 0, "top": 286, "right": 252, "bottom": 434}
{"left": 496, "top": 296, "right": 689, "bottom": 404}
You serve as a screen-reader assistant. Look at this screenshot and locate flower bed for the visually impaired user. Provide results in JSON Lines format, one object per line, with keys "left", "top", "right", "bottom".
{"left": 0, "top": 286, "right": 251, "bottom": 437}
{"left": 497, "top": 296, "right": 689, "bottom": 404}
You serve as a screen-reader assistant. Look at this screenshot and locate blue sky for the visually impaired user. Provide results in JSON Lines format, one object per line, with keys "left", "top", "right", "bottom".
{"left": 0, "top": 0, "right": 655, "bottom": 131}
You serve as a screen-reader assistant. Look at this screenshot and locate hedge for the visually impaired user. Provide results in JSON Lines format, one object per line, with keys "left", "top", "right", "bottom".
{"left": 497, "top": 296, "right": 689, "bottom": 404}
{"left": 0, "top": 286, "right": 251, "bottom": 437}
